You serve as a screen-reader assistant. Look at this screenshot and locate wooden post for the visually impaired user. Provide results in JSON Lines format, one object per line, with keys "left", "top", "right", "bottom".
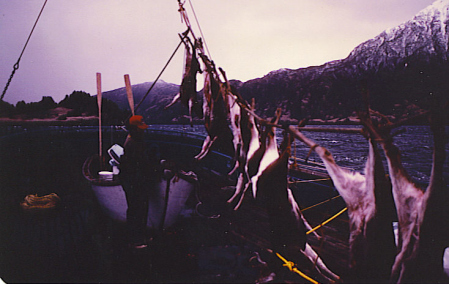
{"left": 96, "top": 72, "right": 102, "bottom": 161}
{"left": 124, "top": 74, "right": 134, "bottom": 116}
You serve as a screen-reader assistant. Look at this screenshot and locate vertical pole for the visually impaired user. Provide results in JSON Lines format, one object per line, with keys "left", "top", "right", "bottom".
{"left": 96, "top": 72, "right": 102, "bottom": 162}
{"left": 124, "top": 74, "right": 135, "bottom": 116}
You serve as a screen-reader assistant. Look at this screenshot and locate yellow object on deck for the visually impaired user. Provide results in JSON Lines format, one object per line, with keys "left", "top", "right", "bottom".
{"left": 276, "top": 252, "right": 319, "bottom": 284}
{"left": 20, "top": 193, "right": 60, "bottom": 211}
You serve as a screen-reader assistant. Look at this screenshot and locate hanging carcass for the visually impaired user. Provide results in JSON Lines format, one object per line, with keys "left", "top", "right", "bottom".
{"left": 226, "top": 98, "right": 261, "bottom": 209}
{"left": 361, "top": 108, "right": 449, "bottom": 283}
{"left": 165, "top": 36, "right": 202, "bottom": 125}
{"left": 194, "top": 54, "right": 233, "bottom": 161}
{"left": 255, "top": 130, "right": 340, "bottom": 282}
{"left": 227, "top": 109, "right": 282, "bottom": 210}
{"left": 251, "top": 109, "right": 282, "bottom": 199}
{"left": 218, "top": 67, "right": 249, "bottom": 176}
{"left": 290, "top": 124, "right": 397, "bottom": 282}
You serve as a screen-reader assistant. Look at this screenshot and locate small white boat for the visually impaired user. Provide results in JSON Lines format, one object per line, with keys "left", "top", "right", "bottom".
{"left": 83, "top": 153, "right": 198, "bottom": 230}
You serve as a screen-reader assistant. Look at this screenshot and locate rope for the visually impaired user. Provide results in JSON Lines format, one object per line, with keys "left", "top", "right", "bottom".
{"left": 20, "top": 193, "right": 60, "bottom": 211}
{"left": 301, "top": 195, "right": 341, "bottom": 212}
{"left": 1, "top": 0, "right": 48, "bottom": 101}
{"left": 276, "top": 253, "right": 319, "bottom": 284}
{"left": 305, "top": 144, "right": 319, "bottom": 163}
{"left": 187, "top": 0, "right": 212, "bottom": 58}
{"left": 292, "top": 177, "right": 331, "bottom": 184}
{"left": 306, "top": 207, "right": 347, "bottom": 235}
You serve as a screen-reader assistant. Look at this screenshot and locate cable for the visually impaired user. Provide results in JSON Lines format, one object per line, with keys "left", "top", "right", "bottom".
{"left": 187, "top": 0, "right": 212, "bottom": 58}
{"left": 1, "top": 0, "right": 48, "bottom": 101}
{"left": 132, "top": 35, "right": 186, "bottom": 116}
{"left": 306, "top": 207, "right": 348, "bottom": 235}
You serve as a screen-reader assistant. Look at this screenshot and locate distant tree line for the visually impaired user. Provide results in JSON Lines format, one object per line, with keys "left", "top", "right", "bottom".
{"left": 0, "top": 91, "right": 127, "bottom": 125}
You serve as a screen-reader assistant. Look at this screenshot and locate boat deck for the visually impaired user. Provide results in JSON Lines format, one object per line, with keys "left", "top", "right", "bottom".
{"left": 1, "top": 170, "right": 350, "bottom": 283}
{"left": 0, "top": 127, "right": 351, "bottom": 283}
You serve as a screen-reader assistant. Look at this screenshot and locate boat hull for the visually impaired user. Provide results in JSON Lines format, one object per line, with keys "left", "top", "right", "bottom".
{"left": 91, "top": 172, "right": 195, "bottom": 229}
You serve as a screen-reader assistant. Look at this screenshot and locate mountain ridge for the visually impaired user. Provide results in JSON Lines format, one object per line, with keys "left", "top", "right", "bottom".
{"left": 102, "top": 0, "right": 449, "bottom": 124}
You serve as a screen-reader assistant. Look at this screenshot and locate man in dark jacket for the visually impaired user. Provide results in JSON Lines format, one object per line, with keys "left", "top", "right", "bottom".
{"left": 119, "top": 115, "right": 159, "bottom": 248}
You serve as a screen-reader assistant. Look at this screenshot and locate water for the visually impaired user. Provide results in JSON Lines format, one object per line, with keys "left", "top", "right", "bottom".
{"left": 0, "top": 124, "right": 446, "bottom": 186}
{"left": 150, "top": 124, "right": 449, "bottom": 185}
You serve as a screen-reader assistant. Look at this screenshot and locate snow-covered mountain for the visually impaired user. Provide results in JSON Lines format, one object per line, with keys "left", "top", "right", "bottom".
{"left": 104, "top": 0, "right": 449, "bottom": 124}
{"left": 347, "top": 0, "right": 449, "bottom": 72}
{"left": 236, "top": 0, "right": 449, "bottom": 123}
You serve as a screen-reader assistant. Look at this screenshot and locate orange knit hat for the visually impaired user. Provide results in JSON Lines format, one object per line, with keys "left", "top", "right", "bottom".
{"left": 129, "top": 115, "right": 148, "bottom": 129}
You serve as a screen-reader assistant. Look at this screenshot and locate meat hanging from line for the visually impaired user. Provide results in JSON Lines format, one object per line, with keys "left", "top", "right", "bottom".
{"left": 255, "top": 131, "right": 340, "bottom": 283}
{"left": 361, "top": 108, "right": 449, "bottom": 284}
{"left": 251, "top": 108, "right": 282, "bottom": 199}
{"left": 218, "top": 67, "right": 249, "bottom": 177}
{"left": 227, "top": 109, "right": 281, "bottom": 210}
{"left": 227, "top": 98, "right": 262, "bottom": 210}
{"left": 291, "top": 124, "right": 397, "bottom": 282}
{"left": 164, "top": 37, "right": 202, "bottom": 125}
{"left": 194, "top": 53, "right": 233, "bottom": 161}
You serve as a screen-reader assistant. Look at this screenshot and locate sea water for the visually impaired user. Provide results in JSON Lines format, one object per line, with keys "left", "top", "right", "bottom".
{"left": 150, "top": 124, "right": 449, "bottom": 184}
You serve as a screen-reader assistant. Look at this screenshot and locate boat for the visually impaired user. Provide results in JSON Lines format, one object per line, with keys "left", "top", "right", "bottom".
{"left": 83, "top": 154, "right": 197, "bottom": 230}
{"left": 82, "top": 127, "right": 236, "bottom": 230}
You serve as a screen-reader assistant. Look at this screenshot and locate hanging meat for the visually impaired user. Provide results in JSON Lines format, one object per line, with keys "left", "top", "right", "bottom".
{"left": 227, "top": 99, "right": 260, "bottom": 210}
{"left": 290, "top": 124, "right": 397, "bottom": 282}
{"left": 165, "top": 37, "right": 202, "bottom": 125}
{"left": 251, "top": 109, "right": 282, "bottom": 199}
{"left": 218, "top": 67, "right": 247, "bottom": 176}
{"left": 194, "top": 54, "right": 233, "bottom": 161}
{"left": 227, "top": 109, "right": 281, "bottom": 210}
{"left": 256, "top": 131, "right": 340, "bottom": 282}
{"left": 361, "top": 108, "right": 449, "bottom": 283}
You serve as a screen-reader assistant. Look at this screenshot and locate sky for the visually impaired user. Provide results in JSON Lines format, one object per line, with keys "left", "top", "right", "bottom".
{"left": 0, "top": 0, "right": 437, "bottom": 104}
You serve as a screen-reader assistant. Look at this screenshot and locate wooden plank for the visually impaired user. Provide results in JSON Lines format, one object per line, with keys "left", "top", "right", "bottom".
{"left": 124, "top": 74, "right": 135, "bottom": 116}
{"left": 96, "top": 72, "right": 102, "bottom": 159}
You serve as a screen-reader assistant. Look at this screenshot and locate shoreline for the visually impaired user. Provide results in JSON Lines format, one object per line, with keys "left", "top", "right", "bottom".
{"left": 0, "top": 117, "right": 433, "bottom": 127}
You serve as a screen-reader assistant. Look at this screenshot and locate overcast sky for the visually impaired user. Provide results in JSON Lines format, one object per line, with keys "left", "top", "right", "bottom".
{"left": 0, "top": 0, "right": 437, "bottom": 104}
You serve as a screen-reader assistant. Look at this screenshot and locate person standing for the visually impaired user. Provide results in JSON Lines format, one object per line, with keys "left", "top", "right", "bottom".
{"left": 119, "top": 115, "right": 158, "bottom": 248}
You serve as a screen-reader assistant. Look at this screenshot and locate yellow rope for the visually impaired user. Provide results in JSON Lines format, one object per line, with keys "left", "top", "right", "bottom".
{"left": 306, "top": 207, "right": 348, "bottom": 235}
{"left": 301, "top": 195, "right": 341, "bottom": 212}
{"left": 276, "top": 253, "right": 319, "bottom": 284}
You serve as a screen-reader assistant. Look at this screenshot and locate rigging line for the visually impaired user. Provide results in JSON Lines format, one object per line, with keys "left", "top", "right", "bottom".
{"left": 187, "top": 0, "right": 212, "bottom": 58}
{"left": 306, "top": 207, "right": 347, "bottom": 235}
{"left": 1, "top": 0, "right": 48, "bottom": 101}
{"left": 300, "top": 195, "right": 341, "bottom": 212}
{"left": 132, "top": 35, "right": 186, "bottom": 116}
{"left": 292, "top": 177, "right": 331, "bottom": 184}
